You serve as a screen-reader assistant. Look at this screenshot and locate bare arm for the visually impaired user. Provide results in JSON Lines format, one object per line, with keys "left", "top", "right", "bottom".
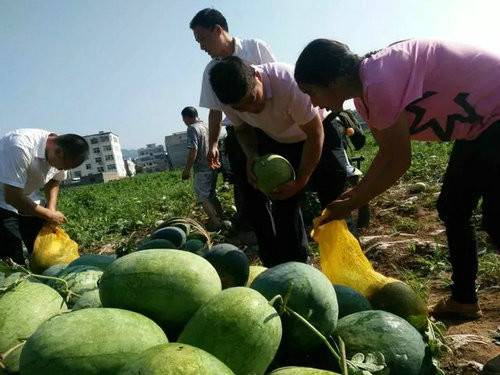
{"left": 44, "top": 179, "right": 60, "bottom": 211}
{"left": 182, "top": 148, "right": 198, "bottom": 180}
{"left": 4, "top": 184, "right": 66, "bottom": 224}
{"left": 234, "top": 123, "right": 259, "bottom": 187}
{"left": 320, "top": 112, "right": 412, "bottom": 222}
{"left": 207, "top": 109, "right": 223, "bottom": 169}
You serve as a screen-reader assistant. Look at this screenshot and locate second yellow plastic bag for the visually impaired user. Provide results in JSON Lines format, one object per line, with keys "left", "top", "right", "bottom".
{"left": 31, "top": 224, "right": 80, "bottom": 274}
{"left": 312, "top": 219, "right": 396, "bottom": 298}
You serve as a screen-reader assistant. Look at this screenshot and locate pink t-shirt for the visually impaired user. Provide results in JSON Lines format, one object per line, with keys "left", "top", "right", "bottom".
{"left": 222, "top": 63, "right": 322, "bottom": 143}
{"left": 353, "top": 39, "right": 500, "bottom": 141}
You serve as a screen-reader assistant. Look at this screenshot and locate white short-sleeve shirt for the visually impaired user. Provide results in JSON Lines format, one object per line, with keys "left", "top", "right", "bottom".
{"left": 221, "top": 63, "right": 323, "bottom": 144}
{"left": 199, "top": 37, "right": 276, "bottom": 111}
{"left": 0, "top": 129, "right": 67, "bottom": 213}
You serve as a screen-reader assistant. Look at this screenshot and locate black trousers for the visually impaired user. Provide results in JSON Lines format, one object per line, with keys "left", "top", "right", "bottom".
{"left": 0, "top": 208, "right": 45, "bottom": 264}
{"left": 225, "top": 120, "right": 347, "bottom": 267}
{"left": 437, "top": 122, "right": 500, "bottom": 303}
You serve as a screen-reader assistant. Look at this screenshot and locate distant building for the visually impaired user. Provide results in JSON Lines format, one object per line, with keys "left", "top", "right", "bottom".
{"left": 164, "top": 131, "right": 188, "bottom": 168}
{"left": 68, "top": 131, "right": 127, "bottom": 182}
{"left": 135, "top": 143, "right": 169, "bottom": 173}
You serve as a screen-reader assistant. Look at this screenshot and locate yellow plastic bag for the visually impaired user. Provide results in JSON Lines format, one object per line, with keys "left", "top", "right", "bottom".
{"left": 312, "top": 219, "right": 397, "bottom": 298}
{"left": 31, "top": 225, "right": 80, "bottom": 274}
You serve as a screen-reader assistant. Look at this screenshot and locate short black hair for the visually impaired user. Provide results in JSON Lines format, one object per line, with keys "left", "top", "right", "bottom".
{"left": 181, "top": 106, "right": 198, "bottom": 118}
{"left": 55, "top": 134, "right": 89, "bottom": 166}
{"left": 190, "top": 8, "right": 228, "bottom": 32}
{"left": 295, "top": 39, "right": 361, "bottom": 87}
{"left": 209, "top": 56, "right": 256, "bottom": 105}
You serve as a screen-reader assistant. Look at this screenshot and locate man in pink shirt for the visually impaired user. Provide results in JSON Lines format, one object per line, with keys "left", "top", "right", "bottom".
{"left": 295, "top": 38, "right": 500, "bottom": 319}
{"left": 209, "top": 57, "right": 349, "bottom": 266}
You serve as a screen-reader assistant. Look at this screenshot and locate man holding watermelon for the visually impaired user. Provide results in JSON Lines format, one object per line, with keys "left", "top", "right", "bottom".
{"left": 208, "top": 57, "right": 349, "bottom": 266}
{"left": 0, "top": 129, "right": 89, "bottom": 265}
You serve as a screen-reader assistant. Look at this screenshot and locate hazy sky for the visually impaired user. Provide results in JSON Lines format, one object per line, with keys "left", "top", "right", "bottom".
{"left": 2, "top": 0, "right": 499, "bottom": 148}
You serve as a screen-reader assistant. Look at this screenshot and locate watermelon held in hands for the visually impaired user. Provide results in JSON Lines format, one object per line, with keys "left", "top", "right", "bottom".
{"left": 19, "top": 308, "right": 168, "bottom": 375}
{"left": 99, "top": 249, "right": 221, "bottom": 335}
{"left": 252, "top": 154, "right": 295, "bottom": 194}
{"left": 117, "top": 343, "right": 234, "bottom": 375}
{"left": 335, "top": 310, "right": 431, "bottom": 375}
{"left": 0, "top": 279, "right": 67, "bottom": 373}
{"left": 203, "top": 243, "right": 249, "bottom": 288}
{"left": 179, "top": 287, "right": 282, "bottom": 375}
{"left": 151, "top": 226, "right": 186, "bottom": 248}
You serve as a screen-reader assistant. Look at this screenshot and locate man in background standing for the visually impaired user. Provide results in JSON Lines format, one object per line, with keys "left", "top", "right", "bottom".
{"left": 181, "top": 106, "right": 225, "bottom": 231}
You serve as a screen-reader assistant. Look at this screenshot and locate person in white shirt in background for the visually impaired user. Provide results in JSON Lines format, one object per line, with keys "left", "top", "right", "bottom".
{"left": 0, "top": 129, "right": 89, "bottom": 264}
{"left": 190, "top": 8, "right": 278, "bottom": 248}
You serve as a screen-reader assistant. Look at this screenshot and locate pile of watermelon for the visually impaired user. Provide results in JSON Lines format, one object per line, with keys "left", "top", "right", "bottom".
{"left": 0, "top": 220, "right": 436, "bottom": 375}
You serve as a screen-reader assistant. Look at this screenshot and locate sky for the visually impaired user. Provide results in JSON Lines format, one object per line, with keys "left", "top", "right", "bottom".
{"left": 1, "top": 0, "right": 500, "bottom": 149}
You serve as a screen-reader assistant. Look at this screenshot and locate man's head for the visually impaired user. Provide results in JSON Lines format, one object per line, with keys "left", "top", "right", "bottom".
{"left": 46, "top": 134, "right": 89, "bottom": 170}
{"left": 209, "top": 56, "right": 266, "bottom": 113}
{"left": 181, "top": 106, "right": 199, "bottom": 125}
{"left": 190, "top": 8, "right": 230, "bottom": 58}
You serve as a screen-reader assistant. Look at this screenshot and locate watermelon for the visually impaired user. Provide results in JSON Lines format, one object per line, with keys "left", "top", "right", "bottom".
{"left": 99, "top": 249, "right": 221, "bottom": 335}
{"left": 335, "top": 310, "right": 430, "bottom": 375}
{"left": 72, "top": 289, "right": 102, "bottom": 310}
{"left": 151, "top": 226, "right": 186, "bottom": 248}
{"left": 253, "top": 154, "right": 295, "bottom": 194}
{"left": 68, "top": 254, "right": 116, "bottom": 269}
{"left": 333, "top": 284, "right": 372, "bottom": 318}
{"left": 137, "top": 238, "right": 177, "bottom": 250}
{"left": 369, "top": 281, "right": 427, "bottom": 331}
{"left": 203, "top": 243, "right": 249, "bottom": 288}
{"left": 118, "top": 343, "right": 234, "bottom": 374}
{"left": 186, "top": 232, "right": 208, "bottom": 244}
{"left": 41, "top": 264, "right": 67, "bottom": 277}
{"left": 49, "top": 265, "right": 103, "bottom": 306}
{"left": 181, "top": 239, "right": 206, "bottom": 253}
{"left": 251, "top": 262, "right": 338, "bottom": 354}
{"left": 179, "top": 287, "right": 282, "bottom": 375}
{"left": 245, "top": 265, "right": 267, "bottom": 287}
{"left": 270, "top": 367, "right": 340, "bottom": 374}
{"left": 0, "top": 279, "right": 67, "bottom": 373}
{"left": 19, "top": 308, "right": 167, "bottom": 374}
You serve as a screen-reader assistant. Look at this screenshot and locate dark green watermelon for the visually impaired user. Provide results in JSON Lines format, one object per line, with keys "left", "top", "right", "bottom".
{"left": 203, "top": 243, "right": 249, "bottom": 288}
{"left": 117, "top": 343, "right": 234, "bottom": 374}
{"left": 270, "top": 367, "right": 340, "bottom": 374}
{"left": 335, "top": 310, "right": 430, "bottom": 375}
{"left": 41, "top": 264, "right": 67, "bottom": 277}
{"left": 251, "top": 262, "right": 338, "bottom": 354}
{"left": 179, "top": 287, "right": 282, "bottom": 375}
{"left": 151, "top": 226, "right": 186, "bottom": 248}
{"left": 68, "top": 254, "right": 116, "bottom": 270}
{"left": 181, "top": 239, "right": 206, "bottom": 253}
{"left": 137, "top": 238, "right": 177, "bottom": 250}
{"left": 369, "top": 281, "right": 427, "bottom": 331}
{"left": 333, "top": 284, "right": 372, "bottom": 318}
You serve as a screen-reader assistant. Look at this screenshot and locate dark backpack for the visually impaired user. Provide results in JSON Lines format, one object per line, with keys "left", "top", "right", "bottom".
{"left": 337, "top": 111, "right": 366, "bottom": 151}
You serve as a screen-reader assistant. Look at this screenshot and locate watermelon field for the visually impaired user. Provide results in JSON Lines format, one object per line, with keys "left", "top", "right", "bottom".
{"left": 1, "top": 133, "right": 499, "bottom": 374}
